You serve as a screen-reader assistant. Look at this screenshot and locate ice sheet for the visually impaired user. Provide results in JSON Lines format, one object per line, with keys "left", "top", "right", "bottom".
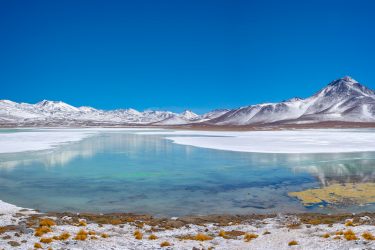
{"left": 138, "top": 129, "right": 375, "bottom": 153}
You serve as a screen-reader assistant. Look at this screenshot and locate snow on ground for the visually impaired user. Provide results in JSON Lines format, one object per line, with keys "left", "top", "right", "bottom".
{"left": 1, "top": 199, "right": 375, "bottom": 249}
{"left": 0, "top": 128, "right": 163, "bottom": 154}
{"left": 0, "top": 130, "right": 96, "bottom": 154}
{"left": 1, "top": 128, "right": 375, "bottom": 154}
{"left": 0, "top": 200, "right": 35, "bottom": 227}
{"left": 137, "top": 129, "right": 375, "bottom": 153}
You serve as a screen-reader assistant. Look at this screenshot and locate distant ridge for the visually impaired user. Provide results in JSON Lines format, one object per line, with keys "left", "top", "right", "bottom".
{"left": 1, "top": 76, "right": 375, "bottom": 127}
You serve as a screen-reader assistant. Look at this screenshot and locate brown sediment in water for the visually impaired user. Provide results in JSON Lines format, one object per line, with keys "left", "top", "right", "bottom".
{"left": 288, "top": 183, "right": 375, "bottom": 206}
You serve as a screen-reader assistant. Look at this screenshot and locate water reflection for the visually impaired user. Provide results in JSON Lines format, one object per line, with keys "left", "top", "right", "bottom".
{"left": 0, "top": 131, "right": 375, "bottom": 215}
{"left": 293, "top": 157, "right": 375, "bottom": 186}
{"left": 0, "top": 132, "right": 179, "bottom": 169}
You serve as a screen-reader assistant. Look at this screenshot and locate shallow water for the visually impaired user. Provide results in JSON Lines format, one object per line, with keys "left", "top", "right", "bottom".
{"left": 1, "top": 129, "right": 375, "bottom": 216}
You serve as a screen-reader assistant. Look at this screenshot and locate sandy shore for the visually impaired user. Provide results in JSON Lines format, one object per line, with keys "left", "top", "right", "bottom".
{"left": 2, "top": 200, "right": 375, "bottom": 250}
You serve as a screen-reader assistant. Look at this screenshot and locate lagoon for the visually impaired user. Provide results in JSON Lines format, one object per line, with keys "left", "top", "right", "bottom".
{"left": 0, "top": 129, "right": 375, "bottom": 216}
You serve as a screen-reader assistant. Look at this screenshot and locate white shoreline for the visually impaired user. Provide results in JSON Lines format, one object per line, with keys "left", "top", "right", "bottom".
{"left": 1, "top": 128, "right": 375, "bottom": 155}
{"left": 1, "top": 199, "right": 375, "bottom": 249}
{"left": 0, "top": 128, "right": 163, "bottom": 154}
{"left": 137, "top": 129, "right": 375, "bottom": 153}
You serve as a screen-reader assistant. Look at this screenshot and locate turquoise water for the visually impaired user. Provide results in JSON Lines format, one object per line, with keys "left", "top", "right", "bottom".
{"left": 1, "top": 130, "right": 375, "bottom": 216}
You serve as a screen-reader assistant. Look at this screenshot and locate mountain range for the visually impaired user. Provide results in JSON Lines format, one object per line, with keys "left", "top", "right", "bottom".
{"left": 1, "top": 76, "right": 375, "bottom": 127}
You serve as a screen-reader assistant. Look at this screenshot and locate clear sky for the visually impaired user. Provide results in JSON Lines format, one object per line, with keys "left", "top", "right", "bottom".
{"left": 1, "top": 0, "right": 374, "bottom": 113}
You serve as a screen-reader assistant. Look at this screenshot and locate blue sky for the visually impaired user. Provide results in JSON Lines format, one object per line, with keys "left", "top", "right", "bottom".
{"left": 1, "top": 0, "right": 374, "bottom": 113}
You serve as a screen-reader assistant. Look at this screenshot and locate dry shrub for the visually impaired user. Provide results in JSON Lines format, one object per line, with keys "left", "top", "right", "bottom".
{"left": 286, "top": 223, "right": 301, "bottom": 229}
{"left": 88, "top": 231, "right": 96, "bottom": 235}
{"left": 335, "top": 231, "right": 344, "bottom": 235}
{"left": 244, "top": 233, "right": 258, "bottom": 242}
{"left": 101, "top": 233, "right": 109, "bottom": 238}
{"left": 91, "top": 236, "right": 98, "bottom": 240}
{"left": 40, "top": 237, "right": 53, "bottom": 244}
{"left": 134, "top": 230, "right": 143, "bottom": 240}
{"left": 74, "top": 229, "right": 88, "bottom": 241}
{"left": 34, "top": 243, "right": 42, "bottom": 249}
{"left": 223, "top": 230, "right": 245, "bottom": 237}
{"left": 78, "top": 220, "right": 87, "bottom": 227}
{"left": 343, "top": 230, "right": 358, "bottom": 241}
{"left": 345, "top": 221, "right": 355, "bottom": 227}
{"left": 160, "top": 241, "right": 171, "bottom": 247}
{"left": 39, "top": 219, "right": 56, "bottom": 227}
{"left": 306, "top": 219, "right": 321, "bottom": 225}
{"left": 58, "top": 232, "right": 70, "bottom": 240}
{"left": 218, "top": 230, "right": 226, "bottom": 238}
{"left": 263, "top": 231, "right": 271, "bottom": 235}
{"left": 34, "top": 226, "right": 53, "bottom": 237}
{"left": 362, "top": 231, "right": 375, "bottom": 240}
{"left": 110, "top": 219, "right": 122, "bottom": 225}
{"left": 288, "top": 240, "right": 298, "bottom": 246}
{"left": 194, "top": 233, "right": 213, "bottom": 241}
{"left": 322, "top": 233, "right": 330, "bottom": 238}
{"left": 135, "top": 222, "right": 145, "bottom": 228}
{"left": 148, "top": 234, "right": 158, "bottom": 240}
{"left": 333, "top": 236, "right": 341, "bottom": 240}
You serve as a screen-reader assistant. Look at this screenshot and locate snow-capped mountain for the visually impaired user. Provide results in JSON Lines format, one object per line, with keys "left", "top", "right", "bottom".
{"left": 1, "top": 76, "right": 374, "bottom": 127}
{"left": 209, "top": 76, "right": 375, "bottom": 125}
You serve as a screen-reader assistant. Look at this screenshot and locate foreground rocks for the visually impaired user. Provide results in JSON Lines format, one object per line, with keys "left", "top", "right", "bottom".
{"left": 2, "top": 201, "right": 375, "bottom": 249}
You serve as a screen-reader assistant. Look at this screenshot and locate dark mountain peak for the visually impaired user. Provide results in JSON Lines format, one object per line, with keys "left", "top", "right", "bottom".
{"left": 319, "top": 76, "right": 374, "bottom": 97}
{"left": 328, "top": 76, "right": 358, "bottom": 87}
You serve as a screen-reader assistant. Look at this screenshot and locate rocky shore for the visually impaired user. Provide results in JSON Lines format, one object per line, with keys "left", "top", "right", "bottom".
{"left": 2, "top": 200, "right": 375, "bottom": 249}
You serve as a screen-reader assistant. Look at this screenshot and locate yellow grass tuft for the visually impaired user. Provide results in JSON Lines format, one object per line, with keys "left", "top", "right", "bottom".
{"left": 194, "top": 233, "right": 213, "bottom": 241}
{"left": 58, "top": 232, "right": 70, "bottom": 240}
{"left": 218, "top": 230, "right": 226, "bottom": 237}
{"left": 34, "top": 226, "right": 53, "bottom": 237}
{"left": 345, "top": 221, "right": 355, "bottom": 227}
{"left": 160, "top": 241, "right": 171, "bottom": 247}
{"left": 286, "top": 223, "right": 301, "bottom": 229}
{"left": 362, "top": 231, "right": 375, "bottom": 240}
{"left": 288, "top": 240, "right": 298, "bottom": 246}
{"left": 110, "top": 219, "right": 122, "bottom": 225}
{"left": 40, "top": 237, "right": 53, "bottom": 244}
{"left": 244, "top": 233, "right": 258, "bottom": 242}
{"left": 101, "top": 233, "right": 109, "bottom": 238}
{"left": 148, "top": 234, "right": 158, "bottom": 240}
{"left": 74, "top": 229, "right": 88, "bottom": 241}
{"left": 34, "top": 243, "right": 43, "bottom": 249}
{"left": 39, "top": 218, "right": 56, "bottom": 227}
{"left": 134, "top": 230, "right": 143, "bottom": 240}
{"left": 333, "top": 235, "right": 341, "bottom": 240}
{"left": 322, "top": 233, "right": 330, "bottom": 238}
{"left": 78, "top": 220, "right": 87, "bottom": 227}
{"left": 343, "top": 229, "right": 358, "bottom": 241}
{"left": 335, "top": 230, "right": 344, "bottom": 235}
{"left": 88, "top": 231, "right": 96, "bottom": 235}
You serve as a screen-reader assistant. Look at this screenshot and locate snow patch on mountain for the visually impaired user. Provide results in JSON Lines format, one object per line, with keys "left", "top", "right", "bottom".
{"left": 210, "top": 76, "right": 375, "bottom": 125}
{"left": 1, "top": 76, "right": 374, "bottom": 126}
